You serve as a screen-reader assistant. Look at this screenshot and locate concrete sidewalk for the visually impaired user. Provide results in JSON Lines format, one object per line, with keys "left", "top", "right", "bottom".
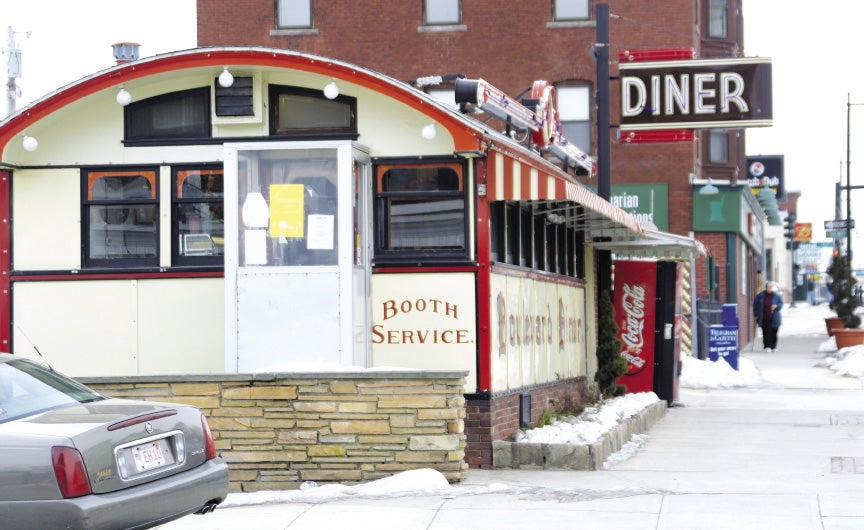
{"left": 163, "top": 303, "right": 864, "bottom": 529}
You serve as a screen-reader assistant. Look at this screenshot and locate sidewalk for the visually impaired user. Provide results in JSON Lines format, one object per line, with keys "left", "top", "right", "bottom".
{"left": 162, "top": 302, "right": 864, "bottom": 529}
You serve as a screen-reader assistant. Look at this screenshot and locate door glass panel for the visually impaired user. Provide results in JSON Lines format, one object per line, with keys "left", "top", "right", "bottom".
{"left": 238, "top": 149, "right": 338, "bottom": 267}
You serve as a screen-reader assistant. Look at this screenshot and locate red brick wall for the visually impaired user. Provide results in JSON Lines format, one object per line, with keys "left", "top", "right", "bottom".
{"left": 465, "top": 378, "right": 588, "bottom": 468}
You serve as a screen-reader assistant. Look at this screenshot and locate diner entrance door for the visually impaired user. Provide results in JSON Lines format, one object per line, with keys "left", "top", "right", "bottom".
{"left": 223, "top": 142, "right": 370, "bottom": 372}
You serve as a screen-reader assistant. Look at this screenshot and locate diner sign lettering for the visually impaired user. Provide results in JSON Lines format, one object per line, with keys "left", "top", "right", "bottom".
{"left": 619, "top": 57, "right": 772, "bottom": 130}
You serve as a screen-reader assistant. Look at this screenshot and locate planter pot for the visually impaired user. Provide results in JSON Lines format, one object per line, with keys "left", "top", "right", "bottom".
{"left": 825, "top": 317, "right": 845, "bottom": 336}
{"left": 833, "top": 328, "right": 864, "bottom": 349}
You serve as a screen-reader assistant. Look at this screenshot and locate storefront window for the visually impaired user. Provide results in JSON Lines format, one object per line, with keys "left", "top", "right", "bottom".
{"left": 83, "top": 169, "right": 159, "bottom": 268}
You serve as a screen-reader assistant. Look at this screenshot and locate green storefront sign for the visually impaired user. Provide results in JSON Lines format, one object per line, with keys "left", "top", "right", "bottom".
{"left": 590, "top": 184, "right": 669, "bottom": 231}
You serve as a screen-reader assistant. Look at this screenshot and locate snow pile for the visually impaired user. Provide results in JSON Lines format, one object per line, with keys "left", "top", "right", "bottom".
{"left": 820, "top": 343, "right": 864, "bottom": 378}
{"left": 679, "top": 355, "right": 762, "bottom": 389}
{"left": 513, "top": 392, "right": 659, "bottom": 445}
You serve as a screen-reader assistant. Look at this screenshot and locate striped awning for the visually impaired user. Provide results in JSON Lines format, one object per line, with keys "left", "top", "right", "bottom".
{"left": 485, "top": 149, "right": 643, "bottom": 237}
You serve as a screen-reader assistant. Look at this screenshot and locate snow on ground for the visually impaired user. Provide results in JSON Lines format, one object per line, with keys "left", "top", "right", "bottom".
{"left": 513, "top": 392, "right": 659, "bottom": 445}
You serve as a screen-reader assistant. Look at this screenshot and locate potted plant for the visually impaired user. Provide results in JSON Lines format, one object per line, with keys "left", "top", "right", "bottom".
{"left": 827, "top": 253, "right": 864, "bottom": 347}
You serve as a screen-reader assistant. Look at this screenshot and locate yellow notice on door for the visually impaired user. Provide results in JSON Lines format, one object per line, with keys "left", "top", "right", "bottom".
{"left": 269, "top": 184, "right": 305, "bottom": 238}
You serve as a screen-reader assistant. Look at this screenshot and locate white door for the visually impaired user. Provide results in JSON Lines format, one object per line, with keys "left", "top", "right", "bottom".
{"left": 223, "top": 142, "right": 369, "bottom": 372}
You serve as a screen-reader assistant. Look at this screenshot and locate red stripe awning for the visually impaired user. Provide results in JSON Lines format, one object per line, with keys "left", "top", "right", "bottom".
{"left": 485, "top": 149, "right": 642, "bottom": 236}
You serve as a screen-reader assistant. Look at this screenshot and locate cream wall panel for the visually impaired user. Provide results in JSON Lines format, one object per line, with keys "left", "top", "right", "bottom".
{"left": 13, "top": 168, "right": 82, "bottom": 270}
{"left": 136, "top": 278, "right": 224, "bottom": 374}
{"left": 12, "top": 280, "right": 138, "bottom": 376}
{"left": 12, "top": 278, "right": 225, "bottom": 377}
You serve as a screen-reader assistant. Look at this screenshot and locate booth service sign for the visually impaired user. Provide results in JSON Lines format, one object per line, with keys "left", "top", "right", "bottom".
{"left": 620, "top": 57, "right": 772, "bottom": 130}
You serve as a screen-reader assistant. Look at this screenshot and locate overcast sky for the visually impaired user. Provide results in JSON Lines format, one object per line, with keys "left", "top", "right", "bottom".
{"left": 3, "top": 0, "right": 863, "bottom": 266}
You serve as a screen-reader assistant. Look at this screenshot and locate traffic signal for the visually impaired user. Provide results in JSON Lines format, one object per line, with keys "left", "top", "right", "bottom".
{"left": 784, "top": 213, "right": 796, "bottom": 239}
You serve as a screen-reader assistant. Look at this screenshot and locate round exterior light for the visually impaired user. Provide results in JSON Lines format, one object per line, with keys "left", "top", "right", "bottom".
{"left": 421, "top": 123, "right": 437, "bottom": 140}
{"left": 116, "top": 88, "right": 132, "bottom": 106}
{"left": 218, "top": 68, "right": 234, "bottom": 88}
{"left": 22, "top": 135, "right": 38, "bottom": 152}
{"left": 323, "top": 81, "right": 339, "bottom": 100}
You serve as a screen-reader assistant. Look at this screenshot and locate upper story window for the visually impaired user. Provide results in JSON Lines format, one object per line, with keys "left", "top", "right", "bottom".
{"left": 124, "top": 88, "right": 211, "bottom": 144}
{"left": 554, "top": 0, "right": 590, "bottom": 21}
{"left": 173, "top": 167, "right": 225, "bottom": 266}
{"left": 83, "top": 169, "right": 159, "bottom": 268}
{"left": 269, "top": 85, "right": 357, "bottom": 136}
{"left": 373, "top": 160, "right": 468, "bottom": 263}
{"left": 424, "top": 0, "right": 461, "bottom": 25}
{"left": 277, "top": 0, "right": 312, "bottom": 28}
{"left": 708, "top": 129, "right": 729, "bottom": 163}
{"left": 707, "top": 0, "right": 728, "bottom": 38}
{"left": 556, "top": 85, "right": 592, "bottom": 153}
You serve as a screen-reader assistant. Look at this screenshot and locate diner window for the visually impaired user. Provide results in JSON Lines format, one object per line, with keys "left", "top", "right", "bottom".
{"left": 277, "top": 0, "right": 312, "bottom": 28}
{"left": 707, "top": 0, "right": 728, "bottom": 38}
{"left": 83, "top": 169, "right": 159, "bottom": 268}
{"left": 173, "top": 167, "right": 225, "bottom": 266}
{"left": 269, "top": 85, "right": 357, "bottom": 136}
{"left": 556, "top": 85, "right": 592, "bottom": 153}
{"left": 489, "top": 202, "right": 582, "bottom": 278}
{"left": 374, "top": 160, "right": 467, "bottom": 262}
{"left": 708, "top": 129, "right": 729, "bottom": 163}
{"left": 124, "top": 88, "right": 211, "bottom": 144}
{"left": 424, "top": 0, "right": 461, "bottom": 25}
{"left": 554, "top": 0, "right": 590, "bottom": 20}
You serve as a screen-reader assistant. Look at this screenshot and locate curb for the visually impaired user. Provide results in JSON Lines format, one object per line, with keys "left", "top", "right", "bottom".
{"left": 491, "top": 400, "right": 668, "bottom": 470}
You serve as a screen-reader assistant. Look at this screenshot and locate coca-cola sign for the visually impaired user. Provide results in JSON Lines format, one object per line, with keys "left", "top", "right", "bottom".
{"left": 613, "top": 260, "right": 658, "bottom": 393}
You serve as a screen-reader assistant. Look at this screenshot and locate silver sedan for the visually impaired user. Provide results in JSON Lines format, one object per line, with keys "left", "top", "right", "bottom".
{"left": 0, "top": 354, "right": 229, "bottom": 529}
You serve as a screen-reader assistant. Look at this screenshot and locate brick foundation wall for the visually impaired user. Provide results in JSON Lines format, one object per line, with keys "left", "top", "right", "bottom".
{"left": 465, "top": 377, "right": 590, "bottom": 469}
{"left": 82, "top": 371, "right": 469, "bottom": 492}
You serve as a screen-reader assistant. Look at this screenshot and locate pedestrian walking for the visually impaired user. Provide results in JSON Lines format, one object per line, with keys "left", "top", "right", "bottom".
{"left": 753, "top": 281, "right": 783, "bottom": 352}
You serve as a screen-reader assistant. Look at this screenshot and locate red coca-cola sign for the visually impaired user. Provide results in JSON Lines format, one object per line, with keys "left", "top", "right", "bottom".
{"left": 613, "top": 260, "right": 657, "bottom": 393}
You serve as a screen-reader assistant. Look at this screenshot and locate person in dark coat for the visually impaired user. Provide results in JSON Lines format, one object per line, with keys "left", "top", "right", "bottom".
{"left": 753, "top": 281, "right": 783, "bottom": 352}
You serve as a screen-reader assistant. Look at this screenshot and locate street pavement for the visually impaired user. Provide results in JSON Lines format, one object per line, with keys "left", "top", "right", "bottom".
{"left": 162, "top": 302, "right": 864, "bottom": 529}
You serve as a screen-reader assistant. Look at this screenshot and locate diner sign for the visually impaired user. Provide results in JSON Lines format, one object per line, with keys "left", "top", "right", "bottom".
{"left": 619, "top": 57, "right": 772, "bottom": 130}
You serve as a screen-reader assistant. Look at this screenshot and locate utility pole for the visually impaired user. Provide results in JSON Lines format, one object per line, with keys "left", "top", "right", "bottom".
{"left": 5, "top": 26, "right": 24, "bottom": 117}
{"left": 595, "top": 3, "right": 612, "bottom": 296}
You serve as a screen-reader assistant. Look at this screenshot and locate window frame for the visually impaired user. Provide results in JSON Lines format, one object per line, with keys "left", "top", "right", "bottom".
{"left": 424, "top": 0, "right": 461, "bottom": 26}
{"left": 82, "top": 168, "right": 160, "bottom": 269}
{"left": 707, "top": 0, "right": 728, "bottom": 39}
{"left": 269, "top": 85, "right": 358, "bottom": 137}
{"left": 276, "top": 0, "right": 313, "bottom": 29}
{"left": 172, "top": 165, "right": 225, "bottom": 267}
{"left": 123, "top": 87, "right": 212, "bottom": 145}
{"left": 708, "top": 129, "right": 729, "bottom": 163}
{"left": 555, "top": 84, "right": 593, "bottom": 155}
{"left": 553, "top": 0, "right": 591, "bottom": 21}
{"left": 373, "top": 158, "right": 470, "bottom": 265}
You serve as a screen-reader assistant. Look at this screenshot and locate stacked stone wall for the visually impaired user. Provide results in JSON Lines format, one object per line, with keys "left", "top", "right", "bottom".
{"left": 83, "top": 371, "right": 468, "bottom": 492}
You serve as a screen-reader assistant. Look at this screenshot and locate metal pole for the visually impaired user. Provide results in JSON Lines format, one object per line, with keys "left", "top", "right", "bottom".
{"left": 5, "top": 27, "right": 16, "bottom": 117}
{"left": 847, "top": 93, "right": 852, "bottom": 263}
{"left": 595, "top": 3, "right": 612, "bottom": 295}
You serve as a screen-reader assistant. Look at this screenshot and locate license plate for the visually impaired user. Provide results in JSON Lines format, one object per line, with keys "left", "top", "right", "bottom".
{"left": 132, "top": 440, "right": 166, "bottom": 472}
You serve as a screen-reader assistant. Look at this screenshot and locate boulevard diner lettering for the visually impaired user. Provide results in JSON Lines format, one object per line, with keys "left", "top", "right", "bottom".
{"left": 619, "top": 57, "right": 772, "bottom": 130}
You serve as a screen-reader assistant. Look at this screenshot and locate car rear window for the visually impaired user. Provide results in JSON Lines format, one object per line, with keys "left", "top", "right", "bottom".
{"left": 0, "top": 359, "right": 105, "bottom": 423}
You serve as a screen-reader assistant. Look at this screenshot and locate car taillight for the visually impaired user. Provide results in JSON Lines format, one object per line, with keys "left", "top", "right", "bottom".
{"left": 52, "top": 446, "right": 92, "bottom": 498}
{"left": 200, "top": 413, "right": 217, "bottom": 460}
